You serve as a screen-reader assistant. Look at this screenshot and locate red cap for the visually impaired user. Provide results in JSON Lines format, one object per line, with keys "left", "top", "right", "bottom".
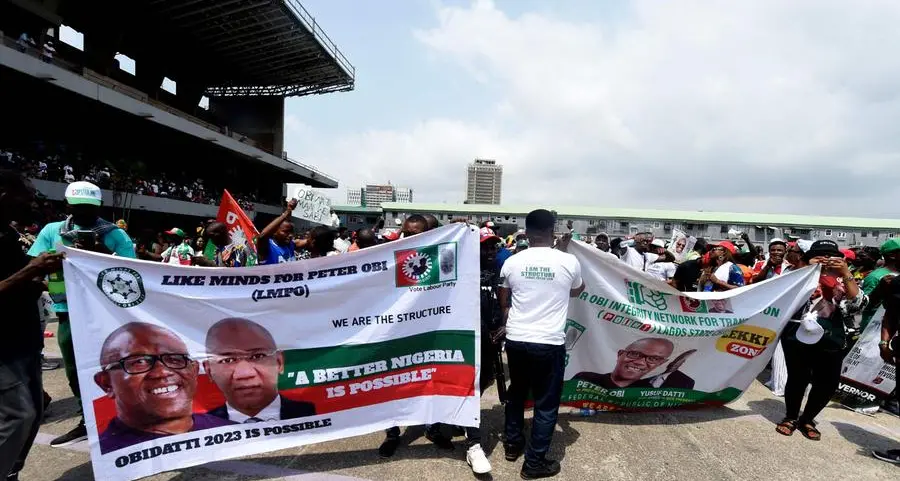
{"left": 715, "top": 240, "right": 737, "bottom": 255}
{"left": 840, "top": 248, "right": 856, "bottom": 261}
{"left": 479, "top": 227, "right": 501, "bottom": 243}
{"left": 383, "top": 231, "right": 400, "bottom": 241}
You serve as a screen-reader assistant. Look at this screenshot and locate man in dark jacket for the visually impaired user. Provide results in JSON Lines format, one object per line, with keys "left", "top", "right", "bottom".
{"left": 0, "top": 171, "right": 65, "bottom": 480}
{"left": 458, "top": 228, "right": 505, "bottom": 474}
{"left": 872, "top": 276, "right": 900, "bottom": 464}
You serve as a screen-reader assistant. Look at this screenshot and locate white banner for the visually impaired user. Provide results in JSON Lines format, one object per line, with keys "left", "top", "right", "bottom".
{"left": 834, "top": 307, "right": 897, "bottom": 409}
{"left": 562, "top": 241, "right": 819, "bottom": 410}
{"left": 285, "top": 183, "right": 332, "bottom": 225}
{"left": 63, "top": 224, "right": 479, "bottom": 481}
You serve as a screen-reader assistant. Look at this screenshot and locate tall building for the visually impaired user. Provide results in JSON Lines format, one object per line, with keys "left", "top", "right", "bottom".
{"left": 395, "top": 187, "right": 413, "bottom": 203}
{"left": 347, "top": 188, "right": 363, "bottom": 206}
{"left": 346, "top": 184, "right": 413, "bottom": 207}
{"left": 465, "top": 159, "right": 502, "bottom": 204}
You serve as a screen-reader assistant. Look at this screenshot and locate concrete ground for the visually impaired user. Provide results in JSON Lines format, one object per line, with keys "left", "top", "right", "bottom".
{"left": 23, "top": 321, "right": 900, "bottom": 481}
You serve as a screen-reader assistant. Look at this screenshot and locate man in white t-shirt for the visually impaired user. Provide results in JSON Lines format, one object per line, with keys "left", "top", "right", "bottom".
{"left": 498, "top": 209, "right": 584, "bottom": 479}
{"left": 622, "top": 232, "right": 659, "bottom": 271}
{"left": 646, "top": 238, "right": 677, "bottom": 283}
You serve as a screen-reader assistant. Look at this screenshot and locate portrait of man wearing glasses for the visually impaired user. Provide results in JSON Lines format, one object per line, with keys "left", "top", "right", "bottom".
{"left": 572, "top": 338, "right": 675, "bottom": 389}
{"left": 93, "top": 322, "right": 233, "bottom": 454}
{"left": 204, "top": 318, "right": 316, "bottom": 423}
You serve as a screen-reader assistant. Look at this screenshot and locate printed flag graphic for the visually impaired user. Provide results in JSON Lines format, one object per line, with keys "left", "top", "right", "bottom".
{"left": 395, "top": 242, "right": 458, "bottom": 287}
{"left": 216, "top": 189, "right": 259, "bottom": 266}
{"left": 680, "top": 297, "right": 708, "bottom": 313}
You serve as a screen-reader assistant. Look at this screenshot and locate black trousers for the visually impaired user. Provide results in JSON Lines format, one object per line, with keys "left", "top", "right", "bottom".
{"left": 504, "top": 340, "right": 565, "bottom": 466}
{"left": 781, "top": 337, "right": 844, "bottom": 423}
{"left": 0, "top": 353, "right": 43, "bottom": 477}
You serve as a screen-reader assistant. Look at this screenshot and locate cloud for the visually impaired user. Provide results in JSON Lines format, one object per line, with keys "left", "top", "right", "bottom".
{"left": 289, "top": 0, "right": 900, "bottom": 217}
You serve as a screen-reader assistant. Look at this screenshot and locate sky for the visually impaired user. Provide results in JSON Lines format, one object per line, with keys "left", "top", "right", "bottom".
{"left": 60, "top": 1, "right": 900, "bottom": 218}
{"left": 280, "top": 0, "right": 900, "bottom": 218}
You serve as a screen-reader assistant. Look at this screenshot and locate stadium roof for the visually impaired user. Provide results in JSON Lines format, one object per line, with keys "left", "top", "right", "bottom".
{"left": 63, "top": 0, "right": 355, "bottom": 97}
{"left": 379, "top": 203, "right": 900, "bottom": 230}
{"left": 159, "top": 0, "right": 354, "bottom": 97}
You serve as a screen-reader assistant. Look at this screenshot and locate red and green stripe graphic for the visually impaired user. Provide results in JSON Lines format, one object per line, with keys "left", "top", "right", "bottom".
{"left": 278, "top": 330, "right": 475, "bottom": 414}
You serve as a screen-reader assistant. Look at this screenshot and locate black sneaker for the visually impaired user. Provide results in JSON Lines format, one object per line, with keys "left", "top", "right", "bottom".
{"left": 50, "top": 421, "right": 87, "bottom": 447}
{"left": 378, "top": 436, "right": 401, "bottom": 458}
{"left": 425, "top": 430, "right": 454, "bottom": 450}
{"left": 41, "top": 355, "right": 61, "bottom": 371}
{"left": 521, "top": 459, "right": 561, "bottom": 479}
{"left": 7, "top": 471, "right": 19, "bottom": 481}
{"left": 504, "top": 442, "right": 525, "bottom": 461}
{"left": 872, "top": 449, "right": 900, "bottom": 464}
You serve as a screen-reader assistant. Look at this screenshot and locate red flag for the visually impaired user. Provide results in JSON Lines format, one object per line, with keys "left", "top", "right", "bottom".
{"left": 215, "top": 190, "right": 260, "bottom": 266}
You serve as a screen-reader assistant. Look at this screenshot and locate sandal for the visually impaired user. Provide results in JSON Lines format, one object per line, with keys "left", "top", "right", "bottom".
{"left": 775, "top": 418, "right": 797, "bottom": 436}
{"left": 798, "top": 421, "right": 821, "bottom": 441}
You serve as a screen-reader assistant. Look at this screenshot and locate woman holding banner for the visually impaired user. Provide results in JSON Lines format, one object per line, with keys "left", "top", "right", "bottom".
{"left": 776, "top": 240, "right": 867, "bottom": 441}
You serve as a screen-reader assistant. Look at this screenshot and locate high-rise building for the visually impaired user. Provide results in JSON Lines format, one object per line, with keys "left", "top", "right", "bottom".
{"left": 365, "top": 184, "right": 396, "bottom": 208}
{"left": 465, "top": 159, "right": 502, "bottom": 204}
{"left": 346, "top": 184, "right": 413, "bottom": 207}
{"left": 346, "top": 188, "right": 363, "bottom": 206}
{"left": 395, "top": 187, "right": 413, "bottom": 203}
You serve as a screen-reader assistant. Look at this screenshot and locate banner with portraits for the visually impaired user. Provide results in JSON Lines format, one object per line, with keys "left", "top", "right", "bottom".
{"left": 833, "top": 307, "right": 897, "bottom": 410}
{"left": 562, "top": 241, "right": 820, "bottom": 410}
{"left": 63, "top": 224, "right": 479, "bottom": 481}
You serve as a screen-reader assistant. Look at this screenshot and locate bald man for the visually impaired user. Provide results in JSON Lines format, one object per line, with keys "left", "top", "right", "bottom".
{"left": 204, "top": 318, "right": 315, "bottom": 422}
{"left": 573, "top": 338, "right": 675, "bottom": 389}
{"left": 94, "top": 322, "right": 232, "bottom": 454}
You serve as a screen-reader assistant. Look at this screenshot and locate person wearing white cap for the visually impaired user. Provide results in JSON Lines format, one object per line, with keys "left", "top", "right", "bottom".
{"left": 646, "top": 238, "right": 677, "bottom": 282}
{"left": 27, "top": 181, "right": 136, "bottom": 448}
{"left": 774, "top": 240, "right": 867, "bottom": 442}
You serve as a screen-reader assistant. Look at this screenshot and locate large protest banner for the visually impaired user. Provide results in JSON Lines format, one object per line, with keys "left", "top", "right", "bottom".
{"left": 833, "top": 308, "right": 897, "bottom": 410}
{"left": 63, "top": 224, "right": 479, "bottom": 481}
{"left": 562, "top": 241, "right": 819, "bottom": 410}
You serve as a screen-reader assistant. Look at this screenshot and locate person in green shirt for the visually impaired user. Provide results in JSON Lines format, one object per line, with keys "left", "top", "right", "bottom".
{"left": 859, "top": 239, "right": 900, "bottom": 331}
{"left": 27, "top": 181, "right": 135, "bottom": 448}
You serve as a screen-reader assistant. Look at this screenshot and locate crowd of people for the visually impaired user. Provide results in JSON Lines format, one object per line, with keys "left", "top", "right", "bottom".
{"left": 1, "top": 147, "right": 266, "bottom": 210}
{"left": 1, "top": 174, "right": 899, "bottom": 481}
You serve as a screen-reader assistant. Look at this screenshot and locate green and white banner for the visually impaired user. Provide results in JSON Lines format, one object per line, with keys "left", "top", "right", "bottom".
{"left": 62, "top": 224, "right": 479, "bottom": 481}
{"left": 562, "top": 241, "right": 819, "bottom": 410}
{"left": 833, "top": 307, "right": 897, "bottom": 410}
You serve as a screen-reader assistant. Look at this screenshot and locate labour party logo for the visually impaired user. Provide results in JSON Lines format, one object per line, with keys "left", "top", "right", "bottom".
{"left": 625, "top": 279, "right": 669, "bottom": 310}
{"left": 679, "top": 297, "right": 708, "bottom": 313}
{"left": 97, "top": 267, "right": 146, "bottom": 308}
{"left": 395, "top": 242, "right": 458, "bottom": 287}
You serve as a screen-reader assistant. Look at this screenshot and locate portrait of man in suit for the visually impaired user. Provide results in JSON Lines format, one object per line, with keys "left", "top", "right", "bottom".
{"left": 94, "top": 322, "right": 233, "bottom": 454}
{"left": 708, "top": 298, "right": 734, "bottom": 314}
{"left": 573, "top": 338, "right": 674, "bottom": 389}
{"left": 204, "top": 318, "right": 315, "bottom": 422}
